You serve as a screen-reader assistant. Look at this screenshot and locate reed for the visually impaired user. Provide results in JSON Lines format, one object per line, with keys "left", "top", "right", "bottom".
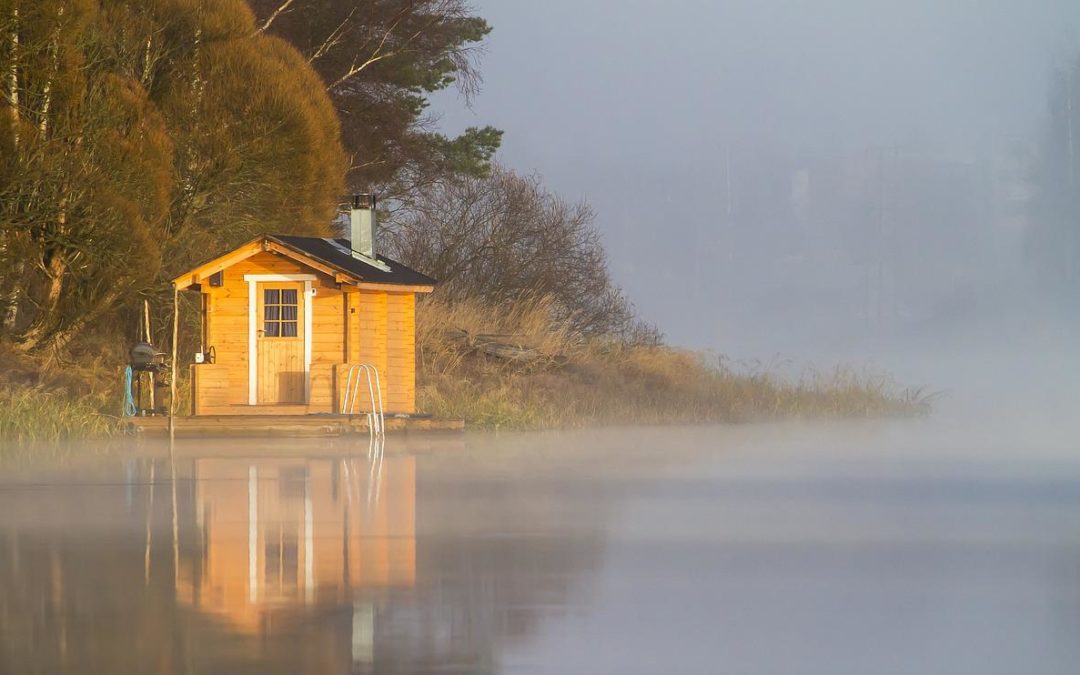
{"left": 417, "top": 297, "right": 933, "bottom": 431}
{"left": 0, "top": 344, "right": 123, "bottom": 446}
{"left": 0, "top": 386, "right": 119, "bottom": 445}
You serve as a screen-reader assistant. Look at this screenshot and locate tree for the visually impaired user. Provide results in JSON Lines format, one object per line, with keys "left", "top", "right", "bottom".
{"left": 248, "top": 0, "right": 501, "bottom": 194}
{"left": 384, "top": 166, "right": 657, "bottom": 341}
{"left": 102, "top": 0, "right": 346, "bottom": 274}
{"left": 0, "top": 0, "right": 174, "bottom": 351}
{"left": 0, "top": 0, "right": 347, "bottom": 354}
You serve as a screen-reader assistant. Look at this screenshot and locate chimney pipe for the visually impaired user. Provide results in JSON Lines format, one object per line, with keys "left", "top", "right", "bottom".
{"left": 350, "top": 193, "right": 376, "bottom": 260}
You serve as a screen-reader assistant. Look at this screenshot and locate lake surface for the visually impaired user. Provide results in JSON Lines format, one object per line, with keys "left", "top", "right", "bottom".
{"left": 3, "top": 419, "right": 1080, "bottom": 674}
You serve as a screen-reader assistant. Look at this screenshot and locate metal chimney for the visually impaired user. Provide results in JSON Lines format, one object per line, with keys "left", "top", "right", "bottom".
{"left": 350, "top": 194, "right": 376, "bottom": 260}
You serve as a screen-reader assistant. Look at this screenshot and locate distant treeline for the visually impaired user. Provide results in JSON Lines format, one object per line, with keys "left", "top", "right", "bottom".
{"left": 1029, "top": 52, "right": 1080, "bottom": 294}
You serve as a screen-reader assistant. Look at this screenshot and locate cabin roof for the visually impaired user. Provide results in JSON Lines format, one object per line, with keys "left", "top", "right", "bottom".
{"left": 272, "top": 235, "right": 436, "bottom": 287}
{"left": 172, "top": 234, "right": 436, "bottom": 292}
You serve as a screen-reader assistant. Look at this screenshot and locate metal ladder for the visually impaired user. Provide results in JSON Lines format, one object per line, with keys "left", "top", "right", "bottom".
{"left": 341, "top": 364, "right": 386, "bottom": 440}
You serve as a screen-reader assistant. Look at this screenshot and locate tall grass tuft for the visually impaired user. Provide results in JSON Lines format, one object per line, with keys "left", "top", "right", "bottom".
{"left": 0, "top": 386, "right": 119, "bottom": 445}
{"left": 0, "top": 344, "right": 123, "bottom": 446}
{"left": 417, "top": 297, "right": 934, "bottom": 431}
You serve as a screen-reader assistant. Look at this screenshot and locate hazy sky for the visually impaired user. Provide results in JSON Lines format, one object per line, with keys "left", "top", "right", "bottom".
{"left": 436, "top": 0, "right": 1080, "bottom": 352}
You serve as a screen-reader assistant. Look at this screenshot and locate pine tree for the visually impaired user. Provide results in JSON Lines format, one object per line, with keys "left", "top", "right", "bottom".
{"left": 248, "top": 0, "right": 501, "bottom": 194}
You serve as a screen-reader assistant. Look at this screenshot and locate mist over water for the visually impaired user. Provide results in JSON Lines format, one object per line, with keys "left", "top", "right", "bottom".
{"left": 5, "top": 422, "right": 1080, "bottom": 674}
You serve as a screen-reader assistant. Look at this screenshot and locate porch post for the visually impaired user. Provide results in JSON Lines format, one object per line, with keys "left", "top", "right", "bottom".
{"left": 169, "top": 284, "right": 179, "bottom": 443}
{"left": 247, "top": 279, "right": 257, "bottom": 405}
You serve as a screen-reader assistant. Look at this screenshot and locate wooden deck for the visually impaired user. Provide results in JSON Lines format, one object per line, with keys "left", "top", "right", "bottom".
{"left": 128, "top": 414, "right": 464, "bottom": 437}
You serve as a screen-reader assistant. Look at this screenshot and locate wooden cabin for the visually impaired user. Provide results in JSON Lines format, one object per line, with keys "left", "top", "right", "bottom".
{"left": 172, "top": 196, "right": 434, "bottom": 416}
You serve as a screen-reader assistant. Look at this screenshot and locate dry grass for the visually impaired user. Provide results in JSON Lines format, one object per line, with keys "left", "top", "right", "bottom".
{"left": 0, "top": 344, "right": 122, "bottom": 445}
{"left": 417, "top": 297, "right": 933, "bottom": 430}
{"left": 0, "top": 386, "right": 119, "bottom": 445}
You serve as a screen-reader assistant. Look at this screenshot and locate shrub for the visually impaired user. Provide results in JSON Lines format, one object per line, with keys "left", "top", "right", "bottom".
{"left": 415, "top": 297, "right": 932, "bottom": 430}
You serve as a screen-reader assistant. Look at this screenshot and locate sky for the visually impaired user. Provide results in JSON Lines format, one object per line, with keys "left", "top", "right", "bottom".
{"left": 435, "top": 0, "right": 1080, "bottom": 357}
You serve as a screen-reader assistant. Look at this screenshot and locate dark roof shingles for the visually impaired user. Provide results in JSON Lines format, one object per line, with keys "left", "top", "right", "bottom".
{"left": 270, "top": 235, "right": 435, "bottom": 287}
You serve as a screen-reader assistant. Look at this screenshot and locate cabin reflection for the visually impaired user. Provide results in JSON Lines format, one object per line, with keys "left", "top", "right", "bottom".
{"left": 176, "top": 457, "right": 416, "bottom": 637}
{"left": 0, "top": 452, "right": 607, "bottom": 675}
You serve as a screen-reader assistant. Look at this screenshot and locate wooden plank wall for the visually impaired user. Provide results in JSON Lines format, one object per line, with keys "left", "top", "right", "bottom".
{"left": 309, "top": 281, "right": 344, "bottom": 412}
{"left": 194, "top": 251, "right": 417, "bottom": 415}
{"left": 341, "top": 290, "right": 416, "bottom": 414}
{"left": 386, "top": 293, "right": 416, "bottom": 413}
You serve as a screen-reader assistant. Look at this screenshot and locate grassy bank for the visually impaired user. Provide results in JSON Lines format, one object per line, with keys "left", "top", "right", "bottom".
{"left": 0, "top": 299, "right": 931, "bottom": 444}
{"left": 417, "top": 298, "right": 931, "bottom": 431}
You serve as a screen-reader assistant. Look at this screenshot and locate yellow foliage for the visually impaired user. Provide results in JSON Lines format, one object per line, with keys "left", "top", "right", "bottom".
{"left": 0, "top": 0, "right": 349, "bottom": 354}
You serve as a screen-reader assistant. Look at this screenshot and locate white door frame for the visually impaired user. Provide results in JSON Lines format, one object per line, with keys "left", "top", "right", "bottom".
{"left": 245, "top": 274, "right": 316, "bottom": 405}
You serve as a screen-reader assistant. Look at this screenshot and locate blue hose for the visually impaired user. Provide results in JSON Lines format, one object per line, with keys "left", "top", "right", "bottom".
{"left": 123, "top": 366, "right": 137, "bottom": 417}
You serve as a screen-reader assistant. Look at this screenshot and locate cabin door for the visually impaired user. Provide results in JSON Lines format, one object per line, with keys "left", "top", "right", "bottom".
{"left": 256, "top": 283, "right": 306, "bottom": 404}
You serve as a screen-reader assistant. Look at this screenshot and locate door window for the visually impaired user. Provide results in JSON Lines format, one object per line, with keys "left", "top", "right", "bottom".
{"left": 263, "top": 288, "right": 299, "bottom": 337}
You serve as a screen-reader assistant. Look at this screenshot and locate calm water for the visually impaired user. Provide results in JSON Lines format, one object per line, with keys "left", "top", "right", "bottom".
{"left": 3, "top": 421, "right": 1080, "bottom": 674}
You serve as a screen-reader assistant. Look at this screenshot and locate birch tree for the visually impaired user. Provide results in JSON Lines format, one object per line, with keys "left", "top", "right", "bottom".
{"left": 0, "top": 0, "right": 174, "bottom": 352}
{"left": 122, "top": 0, "right": 346, "bottom": 275}
{"left": 0, "top": 1, "right": 21, "bottom": 329}
{"left": 0, "top": 0, "right": 347, "bottom": 354}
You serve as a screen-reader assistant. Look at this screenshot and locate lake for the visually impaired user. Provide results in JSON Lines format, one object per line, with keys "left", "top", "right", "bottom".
{"left": 2, "top": 419, "right": 1080, "bottom": 674}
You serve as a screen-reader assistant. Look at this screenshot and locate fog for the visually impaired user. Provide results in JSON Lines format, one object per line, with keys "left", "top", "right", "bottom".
{"left": 436, "top": 0, "right": 1080, "bottom": 399}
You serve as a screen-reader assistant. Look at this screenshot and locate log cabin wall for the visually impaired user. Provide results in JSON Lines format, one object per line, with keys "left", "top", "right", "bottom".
{"left": 193, "top": 251, "right": 417, "bottom": 415}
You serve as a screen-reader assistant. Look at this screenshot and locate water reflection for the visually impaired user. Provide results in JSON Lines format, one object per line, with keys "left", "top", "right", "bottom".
{"left": 0, "top": 449, "right": 606, "bottom": 674}
{"left": 176, "top": 457, "right": 415, "bottom": 635}
{"left": 8, "top": 424, "right": 1080, "bottom": 674}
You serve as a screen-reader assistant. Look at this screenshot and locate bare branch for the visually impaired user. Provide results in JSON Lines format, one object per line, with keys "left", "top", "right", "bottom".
{"left": 309, "top": 7, "right": 357, "bottom": 63}
{"left": 329, "top": 11, "right": 412, "bottom": 91}
{"left": 326, "top": 5, "right": 458, "bottom": 93}
{"left": 254, "top": 0, "right": 296, "bottom": 35}
{"left": 385, "top": 167, "right": 638, "bottom": 337}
